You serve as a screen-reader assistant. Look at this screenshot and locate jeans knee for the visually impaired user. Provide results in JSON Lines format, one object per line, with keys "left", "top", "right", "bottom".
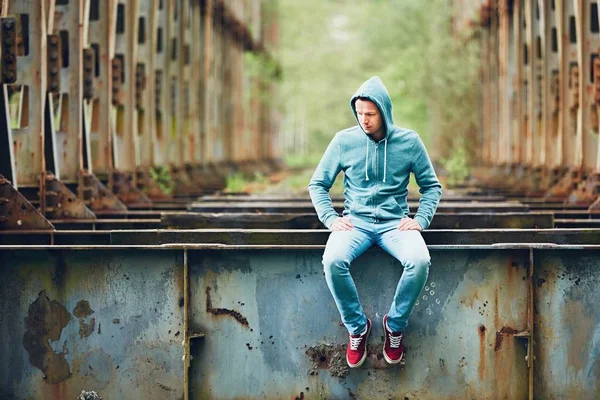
{"left": 322, "top": 254, "right": 349, "bottom": 278}
{"left": 404, "top": 253, "right": 430, "bottom": 276}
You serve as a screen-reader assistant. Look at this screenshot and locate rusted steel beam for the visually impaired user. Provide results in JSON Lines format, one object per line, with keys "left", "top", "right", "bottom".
{"left": 105, "top": 228, "right": 600, "bottom": 246}
{"left": 2, "top": 1, "right": 47, "bottom": 189}
{"left": 0, "top": 174, "right": 54, "bottom": 230}
{"left": 0, "top": 230, "right": 110, "bottom": 245}
{"left": 135, "top": 0, "right": 159, "bottom": 173}
{"left": 86, "top": 0, "right": 117, "bottom": 178}
{"left": 554, "top": 218, "right": 600, "bottom": 227}
{"left": 112, "top": 0, "right": 138, "bottom": 173}
{"left": 3, "top": 226, "right": 600, "bottom": 246}
{"left": 566, "top": 0, "right": 600, "bottom": 204}
{"left": 539, "top": 0, "right": 562, "bottom": 191}
{"left": 545, "top": 1, "right": 582, "bottom": 198}
{"left": 153, "top": 0, "right": 172, "bottom": 167}
{"left": 161, "top": 211, "right": 555, "bottom": 230}
{"left": 50, "top": 218, "right": 160, "bottom": 230}
{"left": 196, "top": 194, "right": 508, "bottom": 203}
{"left": 3, "top": 245, "right": 599, "bottom": 398}
{"left": 50, "top": 0, "right": 86, "bottom": 184}
{"left": 186, "top": 201, "right": 530, "bottom": 213}
{"left": 574, "top": 0, "right": 599, "bottom": 173}
{"left": 499, "top": 0, "right": 511, "bottom": 168}
{"left": 110, "top": 0, "right": 151, "bottom": 206}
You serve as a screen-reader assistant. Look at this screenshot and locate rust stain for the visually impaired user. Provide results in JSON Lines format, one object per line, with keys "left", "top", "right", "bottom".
{"left": 51, "top": 381, "right": 68, "bottom": 400}
{"left": 478, "top": 324, "right": 486, "bottom": 381}
{"left": 22, "top": 290, "right": 72, "bottom": 384}
{"left": 73, "top": 300, "right": 94, "bottom": 318}
{"left": 306, "top": 343, "right": 349, "bottom": 379}
{"left": 460, "top": 289, "right": 479, "bottom": 308}
{"left": 494, "top": 326, "right": 519, "bottom": 351}
{"left": 494, "top": 287, "right": 500, "bottom": 328}
{"left": 73, "top": 300, "right": 96, "bottom": 338}
{"left": 508, "top": 261, "right": 518, "bottom": 285}
{"left": 79, "top": 318, "right": 96, "bottom": 338}
{"left": 205, "top": 286, "right": 249, "bottom": 328}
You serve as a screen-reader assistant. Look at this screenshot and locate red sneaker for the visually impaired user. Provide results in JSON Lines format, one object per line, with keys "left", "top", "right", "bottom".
{"left": 383, "top": 314, "right": 404, "bottom": 364}
{"left": 346, "top": 318, "right": 371, "bottom": 368}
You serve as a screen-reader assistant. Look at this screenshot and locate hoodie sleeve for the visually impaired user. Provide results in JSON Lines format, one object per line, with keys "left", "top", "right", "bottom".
{"left": 411, "top": 135, "right": 442, "bottom": 230}
{"left": 308, "top": 135, "right": 342, "bottom": 229}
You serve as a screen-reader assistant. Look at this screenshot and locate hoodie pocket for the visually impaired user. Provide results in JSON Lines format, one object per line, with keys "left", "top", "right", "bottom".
{"left": 377, "top": 196, "right": 404, "bottom": 219}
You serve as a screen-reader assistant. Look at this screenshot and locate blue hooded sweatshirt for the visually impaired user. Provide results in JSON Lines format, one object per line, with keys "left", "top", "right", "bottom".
{"left": 308, "top": 76, "right": 442, "bottom": 230}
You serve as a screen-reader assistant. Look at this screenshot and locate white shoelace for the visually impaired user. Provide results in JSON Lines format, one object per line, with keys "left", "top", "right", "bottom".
{"left": 388, "top": 333, "right": 403, "bottom": 348}
{"left": 349, "top": 336, "right": 364, "bottom": 351}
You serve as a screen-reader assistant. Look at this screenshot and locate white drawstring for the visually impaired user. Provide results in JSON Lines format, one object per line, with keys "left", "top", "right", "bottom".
{"left": 364, "top": 137, "right": 369, "bottom": 181}
{"left": 383, "top": 137, "right": 388, "bottom": 183}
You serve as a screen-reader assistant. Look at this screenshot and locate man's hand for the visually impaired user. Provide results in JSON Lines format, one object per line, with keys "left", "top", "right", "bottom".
{"left": 397, "top": 217, "right": 422, "bottom": 232}
{"left": 330, "top": 216, "right": 354, "bottom": 231}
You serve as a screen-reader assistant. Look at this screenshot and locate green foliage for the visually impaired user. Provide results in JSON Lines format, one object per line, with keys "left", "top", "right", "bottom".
{"left": 225, "top": 171, "right": 270, "bottom": 193}
{"left": 225, "top": 172, "right": 249, "bottom": 193}
{"left": 283, "top": 153, "right": 324, "bottom": 169}
{"left": 245, "top": 52, "right": 282, "bottom": 83}
{"left": 149, "top": 166, "right": 174, "bottom": 195}
{"left": 441, "top": 138, "right": 470, "bottom": 187}
{"left": 279, "top": 0, "right": 481, "bottom": 173}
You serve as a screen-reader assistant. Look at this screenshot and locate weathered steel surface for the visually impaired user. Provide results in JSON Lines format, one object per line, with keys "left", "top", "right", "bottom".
{"left": 188, "top": 248, "right": 530, "bottom": 399}
{"left": 0, "top": 175, "right": 54, "bottom": 230}
{"left": 51, "top": 219, "right": 161, "bottom": 231}
{"left": 0, "top": 231, "right": 111, "bottom": 246}
{"left": 534, "top": 249, "right": 600, "bottom": 399}
{"left": 108, "top": 228, "right": 600, "bottom": 246}
{"left": 197, "top": 194, "right": 508, "bottom": 203}
{"left": 0, "top": 249, "right": 185, "bottom": 399}
{"left": 162, "top": 211, "right": 554, "bottom": 229}
{"left": 1, "top": 245, "right": 600, "bottom": 398}
{"left": 12, "top": 227, "right": 600, "bottom": 247}
{"left": 554, "top": 219, "right": 600, "bottom": 228}
{"left": 187, "top": 201, "right": 530, "bottom": 213}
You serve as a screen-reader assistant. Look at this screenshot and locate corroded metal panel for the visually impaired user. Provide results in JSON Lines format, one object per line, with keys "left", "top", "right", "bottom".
{"left": 0, "top": 246, "right": 599, "bottom": 398}
{"left": 540, "top": 0, "right": 562, "bottom": 169}
{"left": 0, "top": 249, "right": 185, "bottom": 399}
{"left": 113, "top": 0, "right": 140, "bottom": 172}
{"left": 534, "top": 249, "right": 600, "bottom": 398}
{"left": 188, "top": 248, "right": 530, "bottom": 399}
{"left": 52, "top": 0, "right": 86, "bottom": 183}
{"left": 86, "top": 0, "right": 118, "bottom": 176}
{"left": 4, "top": 1, "right": 48, "bottom": 187}
{"left": 575, "top": 0, "right": 599, "bottom": 172}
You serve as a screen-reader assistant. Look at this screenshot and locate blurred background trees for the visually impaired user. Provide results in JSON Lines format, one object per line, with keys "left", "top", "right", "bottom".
{"left": 276, "top": 0, "right": 481, "bottom": 189}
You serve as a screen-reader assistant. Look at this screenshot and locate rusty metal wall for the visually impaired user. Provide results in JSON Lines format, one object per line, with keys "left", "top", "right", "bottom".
{"left": 459, "top": 0, "right": 600, "bottom": 207}
{"left": 0, "top": 249, "right": 185, "bottom": 399}
{"left": 1, "top": 245, "right": 600, "bottom": 399}
{"left": 0, "top": 0, "right": 281, "bottom": 229}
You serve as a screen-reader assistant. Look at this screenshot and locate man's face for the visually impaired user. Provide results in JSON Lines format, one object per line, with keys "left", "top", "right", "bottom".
{"left": 355, "top": 99, "right": 383, "bottom": 138}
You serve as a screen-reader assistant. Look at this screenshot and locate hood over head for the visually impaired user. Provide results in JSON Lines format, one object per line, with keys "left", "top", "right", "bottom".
{"left": 350, "top": 76, "right": 395, "bottom": 138}
{"left": 350, "top": 76, "right": 395, "bottom": 182}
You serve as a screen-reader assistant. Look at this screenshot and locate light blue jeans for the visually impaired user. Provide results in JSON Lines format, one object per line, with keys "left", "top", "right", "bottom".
{"left": 322, "top": 215, "right": 430, "bottom": 335}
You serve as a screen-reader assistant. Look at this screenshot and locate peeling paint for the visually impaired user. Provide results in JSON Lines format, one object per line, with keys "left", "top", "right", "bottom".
{"left": 22, "top": 290, "right": 72, "bottom": 383}
{"left": 74, "top": 299, "right": 96, "bottom": 338}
